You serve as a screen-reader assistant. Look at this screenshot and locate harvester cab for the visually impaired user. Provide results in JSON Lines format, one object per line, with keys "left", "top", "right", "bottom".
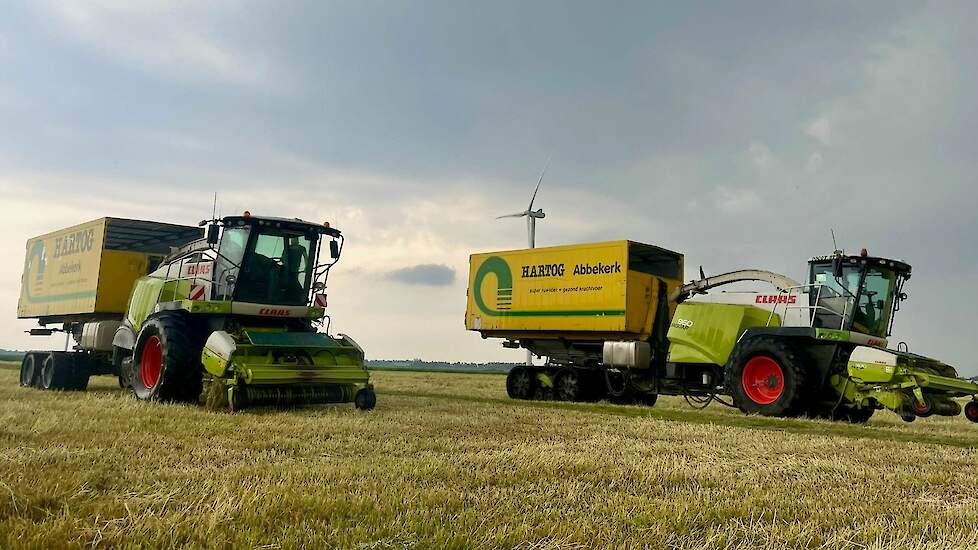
{"left": 199, "top": 213, "right": 342, "bottom": 312}
{"left": 806, "top": 250, "right": 911, "bottom": 339}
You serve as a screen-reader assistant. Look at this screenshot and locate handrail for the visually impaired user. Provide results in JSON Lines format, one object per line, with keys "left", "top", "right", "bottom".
{"left": 765, "top": 284, "right": 852, "bottom": 330}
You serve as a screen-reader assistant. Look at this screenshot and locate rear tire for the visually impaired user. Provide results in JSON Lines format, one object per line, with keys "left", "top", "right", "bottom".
{"left": 726, "top": 337, "right": 808, "bottom": 417}
{"left": 506, "top": 367, "right": 536, "bottom": 400}
{"left": 131, "top": 313, "right": 203, "bottom": 403}
{"left": 19, "top": 354, "right": 38, "bottom": 387}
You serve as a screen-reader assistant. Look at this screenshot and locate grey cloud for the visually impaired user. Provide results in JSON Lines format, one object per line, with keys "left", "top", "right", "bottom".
{"left": 385, "top": 264, "right": 455, "bottom": 287}
{"left": 2, "top": 2, "right": 978, "bottom": 367}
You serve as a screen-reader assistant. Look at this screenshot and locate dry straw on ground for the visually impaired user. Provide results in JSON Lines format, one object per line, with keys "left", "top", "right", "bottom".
{"left": 1, "top": 364, "right": 977, "bottom": 549}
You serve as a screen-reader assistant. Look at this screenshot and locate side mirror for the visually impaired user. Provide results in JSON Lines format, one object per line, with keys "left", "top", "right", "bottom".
{"left": 329, "top": 240, "right": 340, "bottom": 259}
{"left": 206, "top": 224, "right": 220, "bottom": 245}
{"left": 832, "top": 257, "right": 844, "bottom": 278}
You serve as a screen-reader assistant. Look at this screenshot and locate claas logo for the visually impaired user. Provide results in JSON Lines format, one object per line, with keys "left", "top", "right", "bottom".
{"left": 755, "top": 295, "right": 797, "bottom": 305}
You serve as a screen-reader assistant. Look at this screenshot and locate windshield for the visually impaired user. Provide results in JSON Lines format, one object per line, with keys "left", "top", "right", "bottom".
{"left": 853, "top": 267, "right": 895, "bottom": 337}
{"left": 235, "top": 228, "right": 317, "bottom": 306}
{"left": 214, "top": 226, "right": 250, "bottom": 300}
{"left": 809, "top": 261, "right": 897, "bottom": 338}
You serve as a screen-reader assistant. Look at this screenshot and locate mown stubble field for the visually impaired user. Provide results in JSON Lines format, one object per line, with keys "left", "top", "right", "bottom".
{"left": 1, "top": 362, "right": 978, "bottom": 549}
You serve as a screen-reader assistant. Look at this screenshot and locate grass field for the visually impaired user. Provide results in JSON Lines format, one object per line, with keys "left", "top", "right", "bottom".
{"left": 2, "top": 361, "right": 978, "bottom": 549}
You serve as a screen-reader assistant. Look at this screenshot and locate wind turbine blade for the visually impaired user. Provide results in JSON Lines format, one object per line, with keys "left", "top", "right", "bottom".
{"left": 496, "top": 212, "right": 528, "bottom": 220}
{"left": 527, "top": 155, "right": 552, "bottom": 211}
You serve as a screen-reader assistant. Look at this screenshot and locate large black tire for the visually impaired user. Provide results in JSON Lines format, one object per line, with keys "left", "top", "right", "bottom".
{"left": 39, "top": 353, "right": 71, "bottom": 390}
{"left": 506, "top": 367, "right": 536, "bottom": 400}
{"left": 19, "top": 354, "right": 38, "bottom": 387}
{"left": 131, "top": 313, "right": 203, "bottom": 403}
{"left": 725, "top": 337, "right": 808, "bottom": 417}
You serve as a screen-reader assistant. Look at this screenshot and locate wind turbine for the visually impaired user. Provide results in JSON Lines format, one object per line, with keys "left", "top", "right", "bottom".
{"left": 496, "top": 159, "right": 550, "bottom": 248}
{"left": 497, "top": 159, "right": 551, "bottom": 365}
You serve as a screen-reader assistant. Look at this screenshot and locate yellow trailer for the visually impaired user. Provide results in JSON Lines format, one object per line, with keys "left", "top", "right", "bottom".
{"left": 465, "top": 240, "right": 684, "bottom": 404}
{"left": 18, "top": 218, "right": 201, "bottom": 320}
{"left": 466, "top": 240, "right": 684, "bottom": 341}
{"left": 17, "top": 217, "right": 201, "bottom": 392}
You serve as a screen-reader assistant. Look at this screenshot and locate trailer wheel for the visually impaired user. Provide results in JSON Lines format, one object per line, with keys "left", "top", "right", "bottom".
{"left": 19, "top": 354, "right": 38, "bottom": 387}
{"left": 555, "top": 369, "right": 582, "bottom": 402}
{"left": 726, "top": 338, "right": 808, "bottom": 417}
{"left": 66, "top": 355, "right": 90, "bottom": 391}
{"left": 131, "top": 313, "right": 203, "bottom": 403}
{"left": 506, "top": 367, "right": 536, "bottom": 400}
{"left": 39, "top": 353, "right": 74, "bottom": 390}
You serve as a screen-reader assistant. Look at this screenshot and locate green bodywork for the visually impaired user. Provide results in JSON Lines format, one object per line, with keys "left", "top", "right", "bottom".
{"left": 837, "top": 350, "right": 978, "bottom": 414}
{"left": 664, "top": 301, "right": 978, "bottom": 418}
{"left": 202, "top": 328, "right": 366, "bottom": 385}
{"left": 124, "top": 243, "right": 368, "bottom": 409}
{"left": 666, "top": 302, "right": 780, "bottom": 365}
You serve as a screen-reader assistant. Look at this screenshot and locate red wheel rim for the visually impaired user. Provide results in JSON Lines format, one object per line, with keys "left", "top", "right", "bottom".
{"left": 742, "top": 356, "right": 784, "bottom": 405}
{"left": 140, "top": 335, "right": 163, "bottom": 389}
{"left": 913, "top": 398, "right": 930, "bottom": 414}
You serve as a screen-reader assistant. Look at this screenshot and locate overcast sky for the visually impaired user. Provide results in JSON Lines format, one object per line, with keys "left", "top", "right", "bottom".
{"left": 2, "top": 2, "right": 976, "bottom": 372}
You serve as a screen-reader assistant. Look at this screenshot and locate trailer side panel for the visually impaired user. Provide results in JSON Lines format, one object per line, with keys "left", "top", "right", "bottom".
{"left": 18, "top": 218, "right": 108, "bottom": 319}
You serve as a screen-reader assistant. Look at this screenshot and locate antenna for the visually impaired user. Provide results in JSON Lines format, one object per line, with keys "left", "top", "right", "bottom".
{"left": 212, "top": 192, "right": 218, "bottom": 221}
{"left": 830, "top": 228, "right": 844, "bottom": 256}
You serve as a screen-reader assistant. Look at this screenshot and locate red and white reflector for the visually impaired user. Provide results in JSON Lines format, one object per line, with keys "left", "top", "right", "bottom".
{"left": 189, "top": 284, "right": 206, "bottom": 301}
{"left": 314, "top": 293, "right": 328, "bottom": 308}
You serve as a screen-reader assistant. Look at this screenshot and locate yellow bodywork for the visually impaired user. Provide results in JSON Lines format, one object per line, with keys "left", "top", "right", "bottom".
{"left": 18, "top": 218, "right": 162, "bottom": 319}
{"left": 465, "top": 240, "right": 683, "bottom": 341}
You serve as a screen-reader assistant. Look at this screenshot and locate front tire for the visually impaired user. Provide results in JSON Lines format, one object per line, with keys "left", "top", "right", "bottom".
{"left": 354, "top": 387, "right": 377, "bottom": 410}
{"left": 726, "top": 337, "right": 808, "bottom": 417}
{"left": 131, "top": 313, "right": 203, "bottom": 403}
